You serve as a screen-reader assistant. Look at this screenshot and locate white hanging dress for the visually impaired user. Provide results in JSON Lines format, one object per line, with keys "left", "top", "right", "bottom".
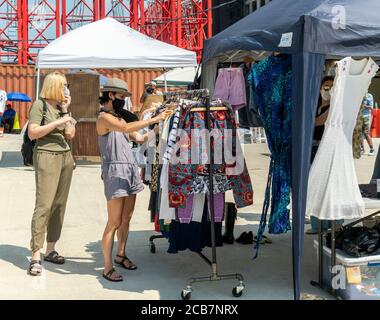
{"left": 306, "top": 57, "right": 379, "bottom": 220}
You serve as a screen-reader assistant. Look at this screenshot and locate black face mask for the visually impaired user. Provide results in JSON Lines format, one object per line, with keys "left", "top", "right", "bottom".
{"left": 112, "top": 97, "right": 125, "bottom": 114}
{"left": 146, "top": 87, "right": 154, "bottom": 94}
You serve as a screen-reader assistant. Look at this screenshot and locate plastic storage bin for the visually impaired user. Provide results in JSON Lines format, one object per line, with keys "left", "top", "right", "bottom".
{"left": 314, "top": 240, "right": 380, "bottom": 300}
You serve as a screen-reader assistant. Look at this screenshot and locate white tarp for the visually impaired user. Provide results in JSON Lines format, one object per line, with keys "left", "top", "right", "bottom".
{"left": 154, "top": 66, "right": 200, "bottom": 86}
{"left": 37, "top": 17, "right": 197, "bottom": 69}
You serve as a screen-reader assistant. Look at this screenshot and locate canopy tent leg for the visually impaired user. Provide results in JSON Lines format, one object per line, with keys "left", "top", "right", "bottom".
{"left": 164, "top": 69, "right": 167, "bottom": 92}
{"left": 36, "top": 68, "right": 41, "bottom": 99}
{"left": 291, "top": 51, "right": 325, "bottom": 300}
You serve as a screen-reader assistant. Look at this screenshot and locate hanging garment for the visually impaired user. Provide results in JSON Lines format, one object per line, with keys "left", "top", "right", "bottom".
{"left": 177, "top": 193, "right": 225, "bottom": 223}
{"left": 307, "top": 57, "right": 379, "bottom": 220}
{"left": 249, "top": 54, "right": 293, "bottom": 245}
{"left": 168, "top": 106, "right": 254, "bottom": 209}
{"left": 238, "top": 63, "right": 263, "bottom": 128}
{"left": 352, "top": 104, "right": 365, "bottom": 159}
{"left": 213, "top": 68, "right": 247, "bottom": 111}
{"left": 163, "top": 105, "right": 182, "bottom": 163}
{"left": 150, "top": 153, "right": 160, "bottom": 192}
{"left": 158, "top": 163, "right": 176, "bottom": 221}
{"left": 167, "top": 198, "right": 223, "bottom": 254}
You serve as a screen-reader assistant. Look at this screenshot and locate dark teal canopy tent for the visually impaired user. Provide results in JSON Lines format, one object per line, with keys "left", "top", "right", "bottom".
{"left": 202, "top": 0, "right": 380, "bottom": 300}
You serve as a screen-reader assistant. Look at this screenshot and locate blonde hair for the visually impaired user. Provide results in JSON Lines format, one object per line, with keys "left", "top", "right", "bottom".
{"left": 40, "top": 72, "right": 67, "bottom": 102}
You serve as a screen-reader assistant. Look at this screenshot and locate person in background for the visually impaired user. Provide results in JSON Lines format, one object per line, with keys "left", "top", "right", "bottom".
{"left": 307, "top": 76, "right": 343, "bottom": 234}
{"left": 139, "top": 81, "right": 162, "bottom": 105}
{"left": 27, "top": 72, "right": 76, "bottom": 276}
{"left": 140, "top": 82, "right": 152, "bottom": 104}
{"left": 310, "top": 76, "right": 334, "bottom": 163}
{"left": 2, "top": 103, "right": 16, "bottom": 133}
{"left": 150, "top": 81, "right": 163, "bottom": 96}
{"left": 97, "top": 78, "right": 171, "bottom": 282}
{"left": 361, "top": 92, "right": 375, "bottom": 156}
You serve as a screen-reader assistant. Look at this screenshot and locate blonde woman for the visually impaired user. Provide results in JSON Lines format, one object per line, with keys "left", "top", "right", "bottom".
{"left": 28, "top": 72, "right": 76, "bottom": 276}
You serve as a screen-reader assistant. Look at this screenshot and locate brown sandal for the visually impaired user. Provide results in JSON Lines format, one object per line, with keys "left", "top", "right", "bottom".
{"left": 114, "top": 255, "right": 137, "bottom": 270}
{"left": 44, "top": 251, "right": 65, "bottom": 265}
{"left": 102, "top": 268, "right": 123, "bottom": 282}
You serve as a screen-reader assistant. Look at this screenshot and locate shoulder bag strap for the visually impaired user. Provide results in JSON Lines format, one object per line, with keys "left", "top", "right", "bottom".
{"left": 40, "top": 98, "right": 47, "bottom": 126}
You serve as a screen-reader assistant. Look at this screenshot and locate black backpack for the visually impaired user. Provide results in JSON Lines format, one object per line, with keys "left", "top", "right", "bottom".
{"left": 21, "top": 99, "right": 47, "bottom": 166}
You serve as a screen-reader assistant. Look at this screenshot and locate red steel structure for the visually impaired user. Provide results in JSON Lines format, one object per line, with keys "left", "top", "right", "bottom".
{"left": 0, "top": 0, "right": 211, "bottom": 65}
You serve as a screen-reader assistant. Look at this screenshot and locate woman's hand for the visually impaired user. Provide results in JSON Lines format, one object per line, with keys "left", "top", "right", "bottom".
{"left": 56, "top": 116, "right": 74, "bottom": 127}
{"left": 61, "top": 96, "right": 71, "bottom": 112}
{"left": 151, "top": 110, "right": 173, "bottom": 124}
{"left": 28, "top": 116, "right": 74, "bottom": 141}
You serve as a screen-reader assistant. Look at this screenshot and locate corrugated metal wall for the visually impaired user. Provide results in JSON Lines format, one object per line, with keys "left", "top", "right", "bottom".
{"left": 0, "top": 65, "right": 164, "bottom": 128}
{"left": 0, "top": 65, "right": 36, "bottom": 130}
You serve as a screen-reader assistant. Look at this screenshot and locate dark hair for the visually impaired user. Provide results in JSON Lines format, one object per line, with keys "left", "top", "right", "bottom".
{"left": 146, "top": 87, "right": 154, "bottom": 94}
{"left": 99, "top": 91, "right": 138, "bottom": 123}
{"left": 321, "top": 76, "right": 334, "bottom": 86}
{"left": 99, "top": 91, "right": 113, "bottom": 105}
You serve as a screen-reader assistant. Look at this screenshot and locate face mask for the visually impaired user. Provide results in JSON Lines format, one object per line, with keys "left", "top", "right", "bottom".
{"left": 112, "top": 97, "right": 126, "bottom": 114}
{"left": 64, "top": 86, "right": 70, "bottom": 97}
{"left": 146, "top": 87, "right": 154, "bottom": 94}
{"left": 321, "top": 89, "right": 331, "bottom": 101}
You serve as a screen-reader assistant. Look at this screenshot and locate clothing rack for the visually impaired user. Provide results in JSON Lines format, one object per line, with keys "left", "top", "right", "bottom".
{"left": 149, "top": 88, "right": 245, "bottom": 300}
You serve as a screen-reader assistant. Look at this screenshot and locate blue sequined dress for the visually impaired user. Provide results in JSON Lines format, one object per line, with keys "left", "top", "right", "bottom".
{"left": 248, "top": 54, "right": 292, "bottom": 256}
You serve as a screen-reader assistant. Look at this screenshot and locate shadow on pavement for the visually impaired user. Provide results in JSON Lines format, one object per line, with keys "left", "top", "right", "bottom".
{"left": 0, "top": 151, "right": 25, "bottom": 168}
{"left": 238, "top": 212, "right": 262, "bottom": 222}
{"left": 0, "top": 245, "right": 31, "bottom": 271}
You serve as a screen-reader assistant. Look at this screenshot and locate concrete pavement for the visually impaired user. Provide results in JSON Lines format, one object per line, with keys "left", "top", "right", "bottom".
{"left": 0, "top": 133, "right": 377, "bottom": 300}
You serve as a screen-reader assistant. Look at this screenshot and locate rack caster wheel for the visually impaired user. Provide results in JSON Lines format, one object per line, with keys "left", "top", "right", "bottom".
{"left": 181, "top": 289, "right": 192, "bottom": 300}
{"left": 149, "top": 243, "right": 156, "bottom": 254}
{"left": 232, "top": 286, "right": 244, "bottom": 298}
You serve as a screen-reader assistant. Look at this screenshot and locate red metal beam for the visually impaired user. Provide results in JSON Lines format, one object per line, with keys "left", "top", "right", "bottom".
{"left": 17, "top": 0, "right": 23, "bottom": 63}
{"left": 139, "top": 0, "right": 144, "bottom": 33}
{"left": 207, "top": 0, "right": 212, "bottom": 38}
{"left": 177, "top": 0, "right": 182, "bottom": 47}
{"left": 0, "top": 0, "right": 210, "bottom": 65}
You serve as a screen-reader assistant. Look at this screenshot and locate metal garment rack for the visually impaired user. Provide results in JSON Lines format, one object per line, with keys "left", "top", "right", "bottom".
{"left": 311, "top": 208, "right": 380, "bottom": 299}
{"left": 149, "top": 89, "right": 245, "bottom": 300}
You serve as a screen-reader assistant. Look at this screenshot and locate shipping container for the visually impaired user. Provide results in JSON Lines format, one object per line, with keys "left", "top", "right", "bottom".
{"left": 0, "top": 65, "right": 165, "bottom": 129}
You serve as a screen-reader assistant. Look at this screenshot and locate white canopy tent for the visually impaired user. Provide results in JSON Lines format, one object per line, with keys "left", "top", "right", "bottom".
{"left": 36, "top": 17, "right": 197, "bottom": 95}
{"left": 153, "top": 66, "right": 200, "bottom": 87}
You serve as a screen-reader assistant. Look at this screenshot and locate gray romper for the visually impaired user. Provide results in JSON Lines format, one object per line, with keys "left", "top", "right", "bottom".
{"left": 99, "top": 131, "right": 144, "bottom": 201}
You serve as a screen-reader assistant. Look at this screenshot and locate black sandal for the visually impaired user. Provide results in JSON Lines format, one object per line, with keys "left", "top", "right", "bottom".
{"left": 44, "top": 251, "right": 65, "bottom": 265}
{"left": 29, "top": 260, "right": 42, "bottom": 276}
{"left": 114, "top": 255, "right": 137, "bottom": 270}
{"left": 102, "top": 268, "right": 123, "bottom": 282}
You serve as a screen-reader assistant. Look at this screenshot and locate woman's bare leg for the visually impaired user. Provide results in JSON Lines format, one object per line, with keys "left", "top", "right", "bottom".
{"left": 115, "top": 195, "right": 136, "bottom": 268}
{"left": 102, "top": 197, "right": 124, "bottom": 280}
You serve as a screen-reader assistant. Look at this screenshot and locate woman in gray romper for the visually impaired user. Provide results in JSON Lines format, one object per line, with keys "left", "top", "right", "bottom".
{"left": 97, "top": 78, "right": 171, "bottom": 282}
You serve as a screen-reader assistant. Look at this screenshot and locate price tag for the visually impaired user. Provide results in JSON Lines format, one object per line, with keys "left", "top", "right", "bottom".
{"left": 278, "top": 32, "right": 293, "bottom": 48}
